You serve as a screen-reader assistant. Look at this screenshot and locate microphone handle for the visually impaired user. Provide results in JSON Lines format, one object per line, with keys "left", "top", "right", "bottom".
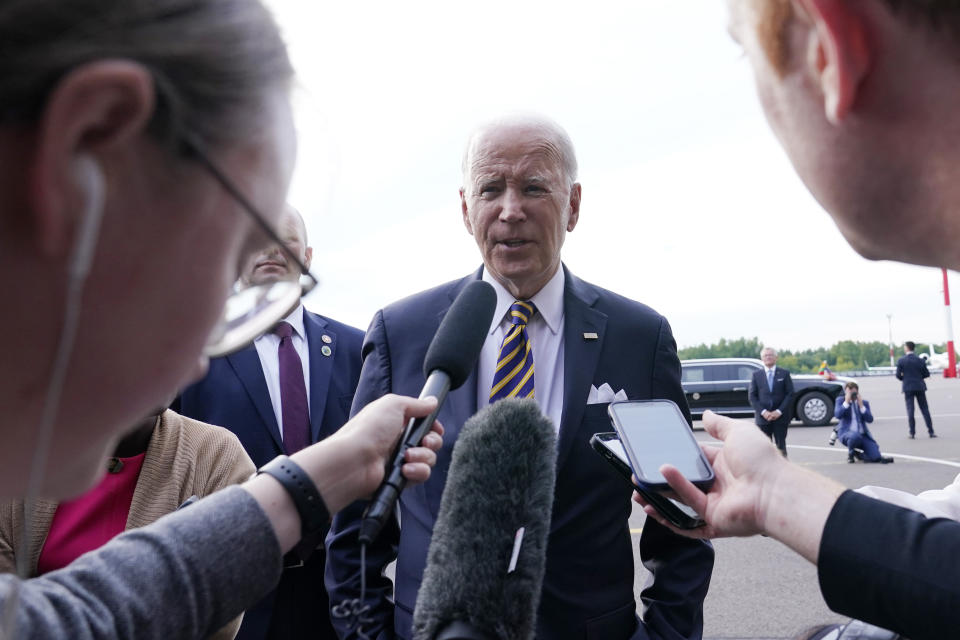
{"left": 359, "top": 370, "right": 451, "bottom": 544}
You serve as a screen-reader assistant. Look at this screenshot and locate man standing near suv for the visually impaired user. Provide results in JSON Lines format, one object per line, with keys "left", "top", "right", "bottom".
{"left": 896, "top": 341, "right": 935, "bottom": 439}
{"left": 748, "top": 347, "right": 794, "bottom": 457}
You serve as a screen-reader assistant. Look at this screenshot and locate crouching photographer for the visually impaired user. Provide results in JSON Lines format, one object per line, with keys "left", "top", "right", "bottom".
{"left": 834, "top": 383, "right": 893, "bottom": 464}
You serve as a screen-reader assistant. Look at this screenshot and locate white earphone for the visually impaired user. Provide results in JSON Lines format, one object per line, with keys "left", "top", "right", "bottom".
{"left": 67, "top": 154, "right": 106, "bottom": 279}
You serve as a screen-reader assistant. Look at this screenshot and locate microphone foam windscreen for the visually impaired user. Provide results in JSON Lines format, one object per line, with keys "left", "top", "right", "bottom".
{"left": 422, "top": 280, "right": 496, "bottom": 390}
{"left": 413, "top": 399, "right": 557, "bottom": 640}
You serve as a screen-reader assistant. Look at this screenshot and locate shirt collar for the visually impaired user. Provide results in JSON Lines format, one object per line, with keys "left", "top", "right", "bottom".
{"left": 255, "top": 303, "right": 306, "bottom": 342}
{"left": 765, "top": 365, "right": 777, "bottom": 374}
{"left": 482, "top": 266, "right": 565, "bottom": 335}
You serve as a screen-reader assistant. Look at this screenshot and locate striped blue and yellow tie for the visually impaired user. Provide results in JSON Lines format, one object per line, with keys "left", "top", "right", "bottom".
{"left": 489, "top": 300, "right": 537, "bottom": 403}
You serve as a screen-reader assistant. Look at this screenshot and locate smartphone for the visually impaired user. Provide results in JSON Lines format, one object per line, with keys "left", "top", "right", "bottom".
{"left": 589, "top": 432, "right": 705, "bottom": 529}
{"left": 607, "top": 399, "right": 714, "bottom": 491}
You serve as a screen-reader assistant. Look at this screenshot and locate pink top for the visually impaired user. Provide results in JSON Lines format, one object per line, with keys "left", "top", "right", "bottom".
{"left": 36, "top": 453, "right": 146, "bottom": 575}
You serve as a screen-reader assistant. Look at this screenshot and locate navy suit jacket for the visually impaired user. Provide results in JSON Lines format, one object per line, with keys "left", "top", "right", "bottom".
{"left": 748, "top": 367, "right": 794, "bottom": 426}
{"left": 326, "top": 267, "right": 714, "bottom": 640}
{"left": 896, "top": 353, "right": 930, "bottom": 392}
{"left": 176, "top": 309, "right": 363, "bottom": 640}
{"left": 833, "top": 398, "right": 874, "bottom": 441}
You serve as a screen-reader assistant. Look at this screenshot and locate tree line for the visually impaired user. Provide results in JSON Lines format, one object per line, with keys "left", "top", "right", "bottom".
{"left": 677, "top": 337, "right": 950, "bottom": 374}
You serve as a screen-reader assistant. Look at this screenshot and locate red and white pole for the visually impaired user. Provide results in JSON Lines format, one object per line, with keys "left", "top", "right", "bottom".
{"left": 943, "top": 268, "right": 957, "bottom": 378}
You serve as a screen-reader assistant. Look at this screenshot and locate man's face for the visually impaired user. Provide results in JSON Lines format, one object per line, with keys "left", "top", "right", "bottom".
{"left": 242, "top": 207, "right": 312, "bottom": 286}
{"left": 761, "top": 349, "right": 778, "bottom": 367}
{"left": 460, "top": 124, "right": 580, "bottom": 299}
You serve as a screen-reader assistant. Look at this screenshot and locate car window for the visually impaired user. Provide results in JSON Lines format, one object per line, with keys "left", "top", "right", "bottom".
{"left": 736, "top": 365, "right": 756, "bottom": 381}
{"left": 682, "top": 366, "right": 706, "bottom": 383}
{"left": 709, "top": 365, "right": 739, "bottom": 381}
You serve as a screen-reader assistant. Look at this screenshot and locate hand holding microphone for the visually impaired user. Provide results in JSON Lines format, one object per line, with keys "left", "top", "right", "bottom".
{"left": 359, "top": 280, "right": 497, "bottom": 545}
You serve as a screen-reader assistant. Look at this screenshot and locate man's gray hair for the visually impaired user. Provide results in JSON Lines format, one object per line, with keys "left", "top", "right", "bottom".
{"left": 460, "top": 114, "right": 578, "bottom": 189}
{"left": 760, "top": 347, "right": 778, "bottom": 357}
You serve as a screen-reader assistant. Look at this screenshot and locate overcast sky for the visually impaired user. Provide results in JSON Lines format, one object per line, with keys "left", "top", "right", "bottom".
{"left": 264, "top": 0, "right": 956, "bottom": 352}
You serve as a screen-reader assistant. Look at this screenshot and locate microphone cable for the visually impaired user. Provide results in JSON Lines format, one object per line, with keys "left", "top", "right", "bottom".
{"left": 330, "top": 542, "right": 375, "bottom": 640}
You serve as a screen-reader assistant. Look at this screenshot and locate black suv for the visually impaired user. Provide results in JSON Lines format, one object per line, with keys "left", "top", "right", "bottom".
{"left": 680, "top": 358, "right": 848, "bottom": 426}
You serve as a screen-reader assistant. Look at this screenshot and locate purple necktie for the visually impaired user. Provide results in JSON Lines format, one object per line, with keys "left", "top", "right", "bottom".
{"left": 274, "top": 321, "right": 310, "bottom": 454}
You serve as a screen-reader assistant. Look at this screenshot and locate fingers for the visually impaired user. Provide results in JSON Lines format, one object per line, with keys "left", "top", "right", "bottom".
{"left": 401, "top": 462, "right": 432, "bottom": 484}
{"left": 660, "top": 464, "right": 710, "bottom": 516}
{"left": 703, "top": 410, "right": 736, "bottom": 441}
{"left": 399, "top": 394, "right": 439, "bottom": 419}
{"left": 419, "top": 430, "right": 443, "bottom": 452}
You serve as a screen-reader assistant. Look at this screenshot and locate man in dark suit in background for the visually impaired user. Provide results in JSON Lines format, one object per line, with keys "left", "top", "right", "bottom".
{"left": 176, "top": 206, "right": 364, "bottom": 640}
{"left": 896, "top": 341, "right": 935, "bottom": 439}
{"left": 748, "top": 347, "right": 794, "bottom": 457}
{"left": 326, "top": 115, "right": 713, "bottom": 640}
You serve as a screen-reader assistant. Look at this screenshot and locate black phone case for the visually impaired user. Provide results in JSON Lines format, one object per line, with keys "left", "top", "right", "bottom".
{"left": 589, "top": 433, "right": 705, "bottom": 530}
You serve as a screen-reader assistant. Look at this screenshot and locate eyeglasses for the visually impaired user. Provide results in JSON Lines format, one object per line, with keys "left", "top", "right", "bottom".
{"left": 180, "top": 132, "right": 318, "bottom": 358}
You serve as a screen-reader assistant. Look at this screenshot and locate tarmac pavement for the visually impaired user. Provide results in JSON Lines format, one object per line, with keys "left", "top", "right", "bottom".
{"left": 629, "top": 373, "right": 960, "bottom": 639}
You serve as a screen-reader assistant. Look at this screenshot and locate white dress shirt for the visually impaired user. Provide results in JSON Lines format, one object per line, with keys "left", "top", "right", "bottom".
{"left": 253, "top": 304, "right": 311, "bottom": 440}
{"left": 476, "top": 267, "right": 565, "bottom": 432}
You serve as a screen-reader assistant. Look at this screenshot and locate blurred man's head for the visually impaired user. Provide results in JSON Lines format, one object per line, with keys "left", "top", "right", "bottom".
{"left": 242, "top": 205, "right": 313, "bottom": 286}
{"left": 905, "top": 341, "right": 916, "bottom": 353}
{"left": 761, "top": 347, "right": 778, "bottom": 367}
{"left": 724, "top": 0, "right": 960, "bottom": 270}
{"left": 459, "top": 114, "right": 581, "bottom": 300}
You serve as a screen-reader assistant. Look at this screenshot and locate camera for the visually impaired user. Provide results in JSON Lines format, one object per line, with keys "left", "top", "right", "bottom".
{"left": 849, "top": 390, "right": 858, "bottom": 401}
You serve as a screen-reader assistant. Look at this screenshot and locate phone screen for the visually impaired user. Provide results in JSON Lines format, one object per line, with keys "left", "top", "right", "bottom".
{"left": 611, "top": 401, "right": 711, "bottom": 485}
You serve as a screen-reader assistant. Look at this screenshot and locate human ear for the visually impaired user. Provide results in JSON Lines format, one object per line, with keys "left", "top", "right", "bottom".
{"left": 28, "top": 60, "right": 154, "bottom": 256}
{"left": 566, "top": 183, "right": 581, "bottom": 232}
{"left": 460, "top": 188, "right": 475, "bottom": 235}
{"left": 303, "top": 246, "right": 313, "bottom": 271}
{"left": 795, "top": 0, "right": 872, "bottom": 124}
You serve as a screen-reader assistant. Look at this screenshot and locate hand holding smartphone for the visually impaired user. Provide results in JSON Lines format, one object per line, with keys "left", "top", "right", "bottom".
{"left": 589, "top": 399, "right": 714, "bottom": 530}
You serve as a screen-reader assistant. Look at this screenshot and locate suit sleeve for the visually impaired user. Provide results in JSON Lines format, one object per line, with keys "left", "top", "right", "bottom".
{"left": 639, "top": 317, "right": 714, "bottom": 640}
{"left": 922, "top": 360, "right": 931, "bottom": 379}
{"left": 862, "top": 401, "right": 874, "bottom": 424}
{"left": 748, "top": 372, "right": 761, "bottom": 413}
{"left": 325, "top": 310, "right": 399, "bottom": 640}
{"left": 896, "top": 360, "right": 904, "bottom": 380}
{"left": 834, "top": 398, "right": 848, "bottom": 420}
{"left": 776, "top": 372, "right": 794, "bottom": 415}
{"left": 818, "top": 490, "right": 960, "bottom": 639}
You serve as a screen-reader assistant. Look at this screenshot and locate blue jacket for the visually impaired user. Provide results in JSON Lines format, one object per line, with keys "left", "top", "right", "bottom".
{"left": 325, "top": 266, "right": 714, "bottom": 640}
{"left": 896, "top": 353, "right": 929, "bottom": 392}
{"left": 176, "top": 309, "right": 363, "bottom": 640}
{"left": 834, "top": 397, "right": 874, "bottom": 442}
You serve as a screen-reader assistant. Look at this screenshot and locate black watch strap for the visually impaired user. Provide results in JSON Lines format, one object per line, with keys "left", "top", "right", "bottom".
{"left": 257, "top": 455, "right": 330, "bottom": 540}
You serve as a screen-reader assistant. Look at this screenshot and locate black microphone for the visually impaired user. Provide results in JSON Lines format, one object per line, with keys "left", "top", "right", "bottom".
{"left": 412, "top": 398, "right": 557, "bottom": 640}
{"left": 359, "top": 280, "right": 496, "bottom": 545}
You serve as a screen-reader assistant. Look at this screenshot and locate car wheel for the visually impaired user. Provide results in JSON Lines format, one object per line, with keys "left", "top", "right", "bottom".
{"left": 796, "top": 391, "right": 832, "bottom": 426}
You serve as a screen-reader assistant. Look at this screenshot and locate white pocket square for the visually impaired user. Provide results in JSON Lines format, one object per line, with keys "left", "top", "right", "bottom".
{"left": 587, "top": 382, "right": 628, "bottom": 404}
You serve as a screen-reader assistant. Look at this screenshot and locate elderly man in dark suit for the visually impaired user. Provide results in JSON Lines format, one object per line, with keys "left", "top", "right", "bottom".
{"left": 748, "top": 347, "right": 794, "bottom": 457}
{"left": 326, "top": 115, "right": 713, "bottom": 640}
{"left": 176, "top": 206, "right": 364, "bottom": 640}
{"left": 896, "top": 341, "right": 936, "bottom": 438}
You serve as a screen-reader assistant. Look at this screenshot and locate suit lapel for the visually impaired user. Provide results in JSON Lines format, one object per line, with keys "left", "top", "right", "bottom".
{"left": 304, "top": 312, "right": 332, "bottom": 443}
{"left": 556, "top": 268, "right": 607, "bottom": 472}
{"left": 225, "top": 345, "right": 284, "bottom": 452}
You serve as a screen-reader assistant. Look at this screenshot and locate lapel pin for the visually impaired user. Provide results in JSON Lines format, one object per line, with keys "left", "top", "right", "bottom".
{"left": 321, "top": 334, "right": 332, "bottom": 344}
{"left": 321, "top": 345, "right": 332, "bottom": 357}
{"left": 583, "top": 332, "right": 599, "bottom": 341}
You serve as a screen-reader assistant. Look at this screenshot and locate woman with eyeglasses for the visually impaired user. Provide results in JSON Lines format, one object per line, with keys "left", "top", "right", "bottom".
{"left": 0, "top": 1, "right": 443, "bottom": 638}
